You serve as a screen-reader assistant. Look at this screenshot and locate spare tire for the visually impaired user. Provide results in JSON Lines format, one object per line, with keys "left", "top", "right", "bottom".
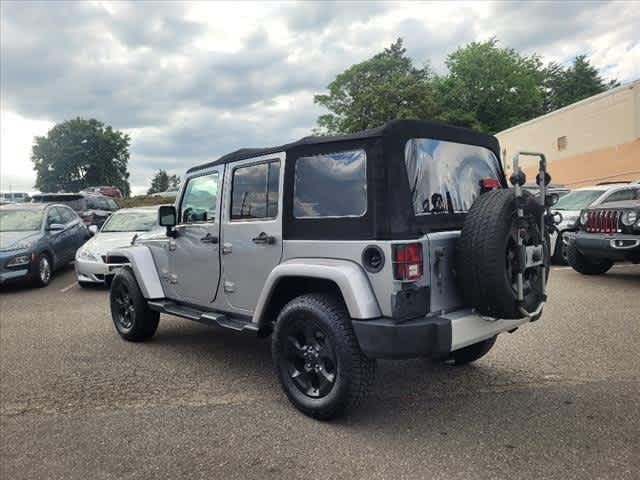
{"left": 457, "top": 189, "right": 548, "bottom": 319}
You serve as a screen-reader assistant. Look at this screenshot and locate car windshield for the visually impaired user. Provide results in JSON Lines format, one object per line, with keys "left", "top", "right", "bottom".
{"left": 101, "top": 211, "right": 157, "bottom": 232}
{"left": 0, "top": 210, "right": 43, "bottom": 232}
{"left": 554, "top": 190, "right": 602, "bottom": 210}
{"left": 404, "top": 138, "right": 502, "bottom": 214}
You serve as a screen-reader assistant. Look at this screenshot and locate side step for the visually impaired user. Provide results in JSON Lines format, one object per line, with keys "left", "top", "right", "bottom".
{"left": 147, "top": 300, "right": 259, "bottom": 333}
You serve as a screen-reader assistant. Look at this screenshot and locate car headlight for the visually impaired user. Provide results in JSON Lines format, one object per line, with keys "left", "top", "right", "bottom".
{"left": 621, "top": 211, "right": 638, "bottom": 226}
{"left": 78, "top": 249, "right": 99, "bottom": 261}
{"left": 7, "top": 253, "right": 33, "bottom": 267}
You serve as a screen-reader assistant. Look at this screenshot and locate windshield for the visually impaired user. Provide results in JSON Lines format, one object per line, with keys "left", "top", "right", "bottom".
{"left": 554, "top": 190, "right": 602, "bottom": 210}
{"left": 404, "top": 138, "right": 501, "bottom": 214}
{"left": 101, "top": 211, "right": 157, "bottom": 232}
{"left": 0, "top": 210, "right": 43, "bottom": 232}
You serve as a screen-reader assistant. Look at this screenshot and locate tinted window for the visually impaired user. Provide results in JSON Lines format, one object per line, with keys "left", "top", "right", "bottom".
{"left": 231, "top": 161, "right": 280, "bottom": 220}
{"left": 404, "top": 138, "right": 501, "bottom": 214}
{"left": 294, "top": 150, "right": 366, "bottom": 218}
{"left": 46, "top": 208, "right": 63, "bottom": 225}
{"left": 601, "top": 188, "right": 638, "bottom": 204}
{"left": 180, "top": 172, "right": 219, "bottom": 223}
{"left": 106, "top": 198, "right": 119, "bottom": 210}
{"left": 57, "top": 206, "right": 76, "bottom": 223}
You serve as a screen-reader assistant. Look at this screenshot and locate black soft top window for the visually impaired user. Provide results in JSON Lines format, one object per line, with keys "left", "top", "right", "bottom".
{"left": 404, "top": 138, "right": 501, "bottom": 215}
{"left": 294, "top": 149, "right": 367, "bottom": 218}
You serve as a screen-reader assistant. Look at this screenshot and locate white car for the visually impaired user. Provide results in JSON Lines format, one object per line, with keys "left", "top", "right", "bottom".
{"left": 75, "top": 206, "right": 165, "bottom": 287}
{"left": 550, "top": 183, "right": 640, "bottom": 263}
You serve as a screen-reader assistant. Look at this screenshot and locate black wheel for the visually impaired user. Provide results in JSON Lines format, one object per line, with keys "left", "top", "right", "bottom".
{"left": 272, "top": 293, "right": 376, "bottom": 420}
{"left": 449, "top": 336, "right": 497, "bottom": 366}
{"left": 109, "top": 268, "right": 159, "bottom": 341}
{"left": 457, "top": 189, "right": 549, "bottom": 319}
{"left": 33, "top": 253, "right": 52, "bottom": 287}
{"left": 566, "top": 242, "right": 613, "bottom": 275}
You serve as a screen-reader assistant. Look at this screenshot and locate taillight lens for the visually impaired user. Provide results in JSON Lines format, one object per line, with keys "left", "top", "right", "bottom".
{"left": 480, "top": 178, "right": 500, "bottom": 192}
{"left": 392, "top": 243, "right": 423, "bottom": 281}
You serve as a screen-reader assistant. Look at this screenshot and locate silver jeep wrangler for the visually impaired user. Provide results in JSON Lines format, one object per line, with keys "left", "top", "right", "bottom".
{"left": 107, "top": 120, "right": 555, "bottom": 419}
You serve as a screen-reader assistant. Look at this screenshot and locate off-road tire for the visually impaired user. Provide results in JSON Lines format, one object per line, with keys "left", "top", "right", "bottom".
{"left": 457, "top": 189, "right": 547, "bottom": 319}
{"left": 109, "top": 268, "right": 159, "bottom": 341}
{"left": 449, "top": 336, "right": 497, "bottom": 366}
{"left": 272, "top": 293, "right": 376, "bottom": 420}
{"left": 566, "top": 242, "right": 613, "bottom": 275}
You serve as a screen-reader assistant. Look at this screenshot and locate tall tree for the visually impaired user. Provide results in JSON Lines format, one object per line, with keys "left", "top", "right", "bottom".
{"left": 314, "top": 39, "right": 438, "bottom": 134}
{"left": 436, "top": 38, "right": 546, "bottom": 133}
{"left": 31, "top": 118, "right": 131, "bottom": 196}
{"left": 147, "top": 169, "right": 180, "bottom": 195}
{"left": 544, "top": 55, "right": 618, "bottom": 112}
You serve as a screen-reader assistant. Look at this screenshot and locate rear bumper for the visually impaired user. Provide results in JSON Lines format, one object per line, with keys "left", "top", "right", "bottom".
{"left": 573, "top": 231, "right": 640, "bottom": 262}
{"left": 352, "top": 309, "right": 530, "bottom": 359}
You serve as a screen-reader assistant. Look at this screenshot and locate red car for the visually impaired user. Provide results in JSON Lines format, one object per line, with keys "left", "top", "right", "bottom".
{"left": 85, "top": 186, "right": 122, "bottom": 198}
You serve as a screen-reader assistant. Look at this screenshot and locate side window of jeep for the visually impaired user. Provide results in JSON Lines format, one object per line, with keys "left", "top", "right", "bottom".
{"left": 180, "top": 172, "right": 219, "bottom": 223}
{"left": 230, "top": 160, "right": 280, "bottom": 220}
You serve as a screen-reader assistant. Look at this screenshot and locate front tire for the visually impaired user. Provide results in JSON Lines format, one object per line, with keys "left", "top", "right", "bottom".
{"left": 33, "top": 253, "right": 52, "bottom": 287}
{"left": 272, "top": 294, "right": 376, "bottom": 420}
{"left": 109, "top": 268, "right": 159, "bottom": 341}
{"left": 566, "top": 242, "right": 613, "bottom": 275}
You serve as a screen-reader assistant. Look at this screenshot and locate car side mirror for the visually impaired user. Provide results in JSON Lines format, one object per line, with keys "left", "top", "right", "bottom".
{"left": 158, "top": 205, "right": 177, "bottom": 236}
{"left": 88, "top": 225, "right": 99, "bottom": 235}
{"left": 48, "top": 223, "right": 65, "bottom": 231}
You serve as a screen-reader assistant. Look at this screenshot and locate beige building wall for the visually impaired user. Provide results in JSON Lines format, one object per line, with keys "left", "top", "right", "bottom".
{"left": 496, "top": 80, "right": 640, "bottom": 187}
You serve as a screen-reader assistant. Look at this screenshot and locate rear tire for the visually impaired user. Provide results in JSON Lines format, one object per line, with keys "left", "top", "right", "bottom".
{"left": 109, "top": 268, "right": 159, "bottom": 341}
{"left": 449, "top": 336, "right": 497, "bottom": 365}
{"left": 566, "top": 242, "right": 613, "bottom": 275}
{"left": 272, "top": 293, "right": 376, "bottom": 420}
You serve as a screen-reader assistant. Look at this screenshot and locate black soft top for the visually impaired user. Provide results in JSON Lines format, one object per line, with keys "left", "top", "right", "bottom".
{"left": 188, "top": 119, "right": 500, "bottom": 173}
{"left": 187, "top": 119, "right": 504, "bottom": 240}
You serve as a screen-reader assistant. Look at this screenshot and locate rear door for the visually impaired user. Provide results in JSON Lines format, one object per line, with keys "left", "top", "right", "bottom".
{"left": 168, "top": 167, "right": 224, "bottom": 307}
{"left": 220, "top": 154, "right": 284, "bottom": 315}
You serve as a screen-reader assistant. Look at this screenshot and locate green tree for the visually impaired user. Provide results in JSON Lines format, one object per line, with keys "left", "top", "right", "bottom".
{"left": 31, "top": 118, "right": 131, "bottom": 196}
{"left": 544, "top": 55, "right": 618, "bottom": 112}
{"left": 147, "top": 169, "right": 180, "bottom": 195}
{"left": 314, "top": 39, "right": 438, "bottom": 134}
{"left": 437, "top": 38, "right": 546, "bottom": 133}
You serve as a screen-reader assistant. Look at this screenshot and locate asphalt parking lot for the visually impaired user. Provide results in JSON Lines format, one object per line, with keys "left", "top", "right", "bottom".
{"left": 1, "top": 264, "right": 639, "bottom": 480}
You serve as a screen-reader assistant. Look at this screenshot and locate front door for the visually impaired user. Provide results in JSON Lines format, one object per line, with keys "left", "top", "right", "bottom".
{"left": 221, "top": 154, "right": 284, "bottom": 315}
{"left": 169, "top": 167, "right": 223, "bottom": 307}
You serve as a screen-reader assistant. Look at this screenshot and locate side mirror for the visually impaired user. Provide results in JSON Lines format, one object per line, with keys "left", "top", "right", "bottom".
{"left": 48, "top": 223, "right": 65, "bottom": 231}
{"left": 88, "top": 225, "right": 99, "bottom": 235}
{"left": 158, "top": 205, "right": 177, "bottom": 237}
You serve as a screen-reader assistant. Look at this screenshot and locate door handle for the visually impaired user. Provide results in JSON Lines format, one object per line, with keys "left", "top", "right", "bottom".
{"left": 252, "top": 232, "right": 276, "bottom": 245}
{"left": 200, "top": 233, "right": 219, "bottom": 244}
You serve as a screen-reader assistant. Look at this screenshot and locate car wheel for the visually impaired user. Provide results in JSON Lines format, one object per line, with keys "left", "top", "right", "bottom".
{"left": 33, "top": 253, "right": 52, "bottom": 287}
{"left": 551, "top": 234, "right": 567, "bottom": 265}
{"left": 109, "top": 268, "right": 159, "bottom": 341}
{"left": 448, "top": 336, "right": 497, "bottom": 366}
{"left": 566, "top": 242, "right": 613, "bottom": 275}
{"left": 272, "top": 293, "right": 376, "bottom": 420}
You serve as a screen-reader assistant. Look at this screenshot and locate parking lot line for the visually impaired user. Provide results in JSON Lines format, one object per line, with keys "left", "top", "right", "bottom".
{"left": 60, "top": 281, "right": 78, "bottom": 293}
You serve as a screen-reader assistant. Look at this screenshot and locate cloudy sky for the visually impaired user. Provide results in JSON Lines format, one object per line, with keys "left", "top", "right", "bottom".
{"left": 1, "top": 1, "right": 638, "bottom": 195}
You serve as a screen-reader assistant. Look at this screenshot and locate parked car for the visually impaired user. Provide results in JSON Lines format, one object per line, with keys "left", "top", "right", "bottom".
{"left": 75, "top": 206, "right": 165, "bottom": 287}
{"left": 31, "top": 192, "right": 119, "bottom": 228}
{"left": 0, "top": 192, "right": 30, "bottom": 203}
{"left": 550, "top": 183, "right": 640, "bottom": 263}
{"left": 82, "top": 186, "right": 122, "bottom": 198}
{"left": 0, "top": 203, "right": 90, "bottom": 287}
{"left": 566, "top": 199, "right": 639, "bottom": 274}
{"left": 103, "top": 119, "right": 555, "bottom": 419}
{"left": 522, "top": 182, "right": 570, "bottom": 200}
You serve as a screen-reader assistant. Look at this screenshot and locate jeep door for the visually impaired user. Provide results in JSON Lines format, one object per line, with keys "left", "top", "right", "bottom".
{"left": 220, "top": 154, "right": 284, "bottom": 315}
{"left": 168, "top": 167, "right": 223, "bottom": 306}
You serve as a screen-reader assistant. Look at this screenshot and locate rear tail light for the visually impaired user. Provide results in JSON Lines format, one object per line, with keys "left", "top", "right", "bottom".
{"left": 480, "top": 178, "right": 500, "bottom": 192}
{"left": 392, "top": 243, "right": 423, "bottom": 281}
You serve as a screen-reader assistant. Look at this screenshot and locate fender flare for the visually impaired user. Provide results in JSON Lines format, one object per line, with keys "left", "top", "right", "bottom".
{"left": 253, "top": 258, "right": 382, "bottom": 326}
{"left": 105, "top": 245, "right": 164, "bottom": 299}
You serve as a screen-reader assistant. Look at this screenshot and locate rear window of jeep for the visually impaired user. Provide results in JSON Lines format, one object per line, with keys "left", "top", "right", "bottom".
{"left": 294, "top": 149, "right": 367, "bottom": 218}
{"left": 405, "top": 138, "right": 501, "bottom": 215}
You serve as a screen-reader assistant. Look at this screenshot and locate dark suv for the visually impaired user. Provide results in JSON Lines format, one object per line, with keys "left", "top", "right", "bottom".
{"left": 31, "top": 193, "right": 119, "bottom": 228}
